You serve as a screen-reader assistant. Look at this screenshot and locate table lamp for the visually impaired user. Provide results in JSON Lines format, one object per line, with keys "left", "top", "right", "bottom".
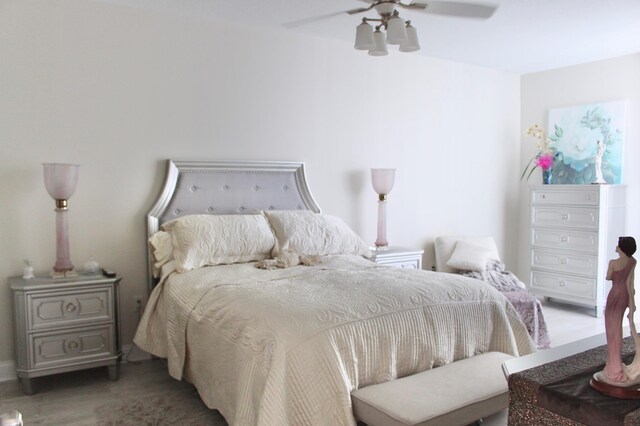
{"left": 43, "top": 163, "right": 79, "bottom": 277}
{"left": 371, "top": 168, "right": 395, "bottom": 249}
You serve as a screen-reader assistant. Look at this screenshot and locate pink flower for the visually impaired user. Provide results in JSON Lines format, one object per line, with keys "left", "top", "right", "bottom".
{"left": 535, "top": 154, "right": 554, "bottom": 170}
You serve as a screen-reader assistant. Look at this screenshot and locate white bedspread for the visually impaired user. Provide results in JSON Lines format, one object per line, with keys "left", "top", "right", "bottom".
{"left": 134, "top": 255, "right": 534, "bottom": 426}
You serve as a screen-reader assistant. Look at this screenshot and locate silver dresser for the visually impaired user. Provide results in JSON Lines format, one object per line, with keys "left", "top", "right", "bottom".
{"left": 9, "top": 274, "right": 122, "bottom": 394}
{"left": 529, "top": 185, "right": 626, "bottom": 317}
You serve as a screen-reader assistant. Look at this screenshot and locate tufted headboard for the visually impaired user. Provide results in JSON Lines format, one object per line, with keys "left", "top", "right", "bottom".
{"left": 146, "top": 160, "right": 321, "bottom": 291}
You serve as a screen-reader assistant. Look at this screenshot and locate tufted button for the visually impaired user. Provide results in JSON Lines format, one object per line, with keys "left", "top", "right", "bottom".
{"left": 207, "top": 207, "right": 215, "bottom": 213}
{"left": 190, "top": 185, "right": 198, "bottom": 192}
{"left": 174, "top": 209, "right": 181, "bottom": 215}
{"left": 297, "top": 205, "right": 303, "bottom": 210}
{"left": 268, "top": 206, "right": 274, "bottom": 210}
{"left": 253, "top": 185, "right": 259, "bottom": 191}
{"left": 222, "top": 185, "right": 230, "bottom": 191}
{"left": 238, "top": 206, "right": 245, "bottom": 212}
{"left": 283, "top": 185, "right": 289, "bottom": 191}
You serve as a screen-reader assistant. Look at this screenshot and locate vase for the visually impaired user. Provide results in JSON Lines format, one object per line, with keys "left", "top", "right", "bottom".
{"left": 542, "top": 169, "right": 552, "bottom": 185}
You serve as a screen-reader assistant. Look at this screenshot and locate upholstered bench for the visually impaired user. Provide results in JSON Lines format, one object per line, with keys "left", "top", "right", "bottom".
{"left": 351, "top": 352, "right": 514, "bottom": 426}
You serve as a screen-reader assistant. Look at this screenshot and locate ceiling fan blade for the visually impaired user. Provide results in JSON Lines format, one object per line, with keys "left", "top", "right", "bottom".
{"left": 283, "top": 4, "right": 375, "bottom": 28}
{"left": 346, "top": 4, "right": 376, "bottom": 15}
{"left": 405, "top": 1, "right": 498, "bottom": 20}
{"left": 283, "top": 11, "right": 350, "bottom": 28}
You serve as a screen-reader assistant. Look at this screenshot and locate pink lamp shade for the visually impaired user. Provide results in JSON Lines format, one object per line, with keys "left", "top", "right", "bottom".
{"left": 43, "top": 163, "right": 79, "bottom": 201}
{"left": 43, "top": 163, "right": 79, "bottom": 276}
{"left": 371, "top": 168, "right": 395, "bottom": 195}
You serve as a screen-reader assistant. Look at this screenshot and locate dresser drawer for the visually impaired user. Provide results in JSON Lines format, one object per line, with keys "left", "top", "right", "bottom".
{"left": 377, "top": 259, "right": 421, "bottom": 269}
{"left": 531, "top": 188, "right": 599, "bottom": 206}
{"left": 531, "top": 228, "right": 598, "bottom": 253}
{"left": 531, "top": 206, "right": 599, "bottom": 230}
{"left": 531, "top": 249, "right": 598, "bottom": 276}
{"left": 31, "top": 325, "right": 114, "bottom": 369}
{"left": 27, "top": 287, "right": 112, "bottom": 331}
{"left": 530, "top": 271, "right": 595, "bottom": 300}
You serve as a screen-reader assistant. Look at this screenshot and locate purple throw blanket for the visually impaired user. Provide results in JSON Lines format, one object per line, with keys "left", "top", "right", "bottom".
{"left": 462, "top": 259, "right": 550, "bottom": 349}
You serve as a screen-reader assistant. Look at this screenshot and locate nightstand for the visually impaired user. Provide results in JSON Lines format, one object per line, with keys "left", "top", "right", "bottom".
{"left": 9, "top": 274, "right": 122, "bottom": 395}
{"left": 370, "top": 246, "right": 424, "bottom": 269}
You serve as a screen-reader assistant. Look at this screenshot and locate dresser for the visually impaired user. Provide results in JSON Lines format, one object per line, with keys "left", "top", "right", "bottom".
{"left": 370, "top": 246, "right": 424, "bottom": 269}
{"left": 9, "top": 274, "right": 122, "bottom": 394}
{"left": 529, "top": 185, "right": 625, "bottom": 317}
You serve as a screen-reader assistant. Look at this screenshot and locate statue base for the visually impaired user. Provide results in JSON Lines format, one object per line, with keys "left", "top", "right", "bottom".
{"left": 590, "top": 375, "right": 640, "bottom": 399}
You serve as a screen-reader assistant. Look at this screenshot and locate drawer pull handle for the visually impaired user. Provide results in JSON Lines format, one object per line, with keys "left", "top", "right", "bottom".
{"left": 65, "top": 303, "right": 78, "bottom": 313}
{"left": 541, "top": 195, "right": 546, "bottom": 199}
{"left": 561, "top": 213, "right": 569, "bottom": 220}
{"left": 67, "top": 341, "right": 79, "bottom": 351}
{"left": 560, "top": 258, "right": 568, "bottom": 264}
{"left": 586, "top": 195, "right": 591, "bottom": 200}
{"left": 561, "top": 236, "right": 568, "bottom": 242}
{"left": 559, "top": 281, "right": 566, "bottom": 287}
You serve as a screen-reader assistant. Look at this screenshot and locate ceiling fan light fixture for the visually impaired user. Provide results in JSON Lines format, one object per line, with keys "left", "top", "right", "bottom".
{"left": 386, "top": 15, "right": 408, "bottom": 45}
{"left": 368, "top": 28, "right": 388, "bottom": 56}
{"left": 399, "top": 22, "right": 420, "bottom": 52}
{"left": 354, "top": 21, "right": 376, "bottom": 50}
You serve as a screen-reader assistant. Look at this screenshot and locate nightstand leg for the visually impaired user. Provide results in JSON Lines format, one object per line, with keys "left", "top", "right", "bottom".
{"left": 108, "top": 364, "right": 120, "bottom": 381}
{"left": 20, "top": 377, "right": 35, "bottom": 395}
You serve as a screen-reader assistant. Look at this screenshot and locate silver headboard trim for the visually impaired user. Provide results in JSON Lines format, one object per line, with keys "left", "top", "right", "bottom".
{"left": 146, "top": 160, "right": 321, "bottom": 292}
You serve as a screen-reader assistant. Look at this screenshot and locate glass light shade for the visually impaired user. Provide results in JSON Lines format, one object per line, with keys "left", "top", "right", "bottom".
{"left": 399, "top": 23, "right": 420, "bottom": 52}
{"left": 386, "top": 16, "right": 408, "bottom": 45}
{"left": 371, "top": 168, "right": 396, "bottom": 195}
{"left": 43, "top": 163, "right": 79, "bottom": 200}
{"left": 368, "top": 30, "right": 388, "bottom": 56}
{"left": 354, "top": 22, "right": 375, "bottom": 50}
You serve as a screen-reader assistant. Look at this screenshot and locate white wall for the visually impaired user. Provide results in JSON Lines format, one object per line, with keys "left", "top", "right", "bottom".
{"left": 0, "top": 0, "right": 521, "bottom": 363}
{"left": 518, "top": 54, "right": 640, "bottom": 283}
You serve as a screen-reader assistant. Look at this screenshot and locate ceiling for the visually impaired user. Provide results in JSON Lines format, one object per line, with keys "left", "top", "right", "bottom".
{"left": 99, "top": 0, "right": 640, "bottom": 74}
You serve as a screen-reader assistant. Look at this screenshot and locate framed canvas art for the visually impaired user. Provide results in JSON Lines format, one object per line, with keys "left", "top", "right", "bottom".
{"left": 548, "top": 101, "right": 626, "bottom": 184}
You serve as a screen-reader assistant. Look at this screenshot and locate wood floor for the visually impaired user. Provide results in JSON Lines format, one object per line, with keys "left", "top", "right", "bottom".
{"left": 0, "top": 300, "right": 605, "bottom": 426}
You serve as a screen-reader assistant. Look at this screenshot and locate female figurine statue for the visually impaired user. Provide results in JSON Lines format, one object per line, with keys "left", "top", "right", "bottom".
{"left": 593, "top": 140, "right": 607, "bottom": 184}
{"left": 594, "top": 236, "right": 637, "bottom": 386}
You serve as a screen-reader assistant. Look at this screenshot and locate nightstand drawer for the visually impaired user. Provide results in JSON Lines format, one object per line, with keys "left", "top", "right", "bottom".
{"left": 31, "top": 325, "right": 114, "bottom": 370}
{"left": 531, "top": 249, "right": 598, "bottom": 276}
{"left": 28, "top": 287, "right": 112, "bottom": 331}
{"left": 377, "top": 259, "right": 421, "bottom": 269}
{"left": 531, "top": 188, "right": 599, "bottom": 206}
{"left": 531, "top": 228, "right": 598, "bottom": 253}
{"left": 531, "top": 206, "right": 598, "bottom": 230}
{"left": 530, "top": 271, "right": 595, "bottom": 300}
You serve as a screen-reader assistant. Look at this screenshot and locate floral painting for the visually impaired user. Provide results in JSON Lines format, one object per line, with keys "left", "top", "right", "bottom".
{"left": 548, "top": 101, "right": 626, "bottom": 184}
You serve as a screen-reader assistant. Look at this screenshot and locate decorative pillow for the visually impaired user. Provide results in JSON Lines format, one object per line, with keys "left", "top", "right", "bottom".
{"left": 446, "top": 241, "right": 495, "bottom": 272}
{"left": 263, "top": 210, "right": 372, "bottom": 258}
{"left": 148, "top": 230, "right": 174, "bottom": 278}
{"left": 161, "top": 214, "right": 276, "bottom": 272}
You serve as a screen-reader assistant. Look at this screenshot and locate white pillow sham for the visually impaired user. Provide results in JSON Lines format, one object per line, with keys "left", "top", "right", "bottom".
{"left": 148, "top": 230, "right": 174, "bottom": 278}
{"left": 263, "top": 210, "right": 372, "bottom": 258}
{"left": 446, "top": 241, "right": 495, "bottom": 272}
{"left": 161, "top": 214, "right": 276, "bottom": 273}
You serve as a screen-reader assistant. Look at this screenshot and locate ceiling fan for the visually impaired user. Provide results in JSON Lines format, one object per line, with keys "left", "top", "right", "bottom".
{"left": 285, "top": 1, "right": 498, "bottom": 56}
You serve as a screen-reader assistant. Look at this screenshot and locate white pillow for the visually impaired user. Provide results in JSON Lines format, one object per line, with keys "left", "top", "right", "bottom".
{"left": 263, "top": 210, "right": 372, "bottom": 258}
{"left": 149, "top": 230, "right": 174, "bottom": 278}
{"left": 161, "top": 214, "right": 276, "bottom": 273}
{"left": 434, "top": 236, "right": 501, "bottom": 273}
{"left": 446, "top": 241, "right": 494, "bottom": 272}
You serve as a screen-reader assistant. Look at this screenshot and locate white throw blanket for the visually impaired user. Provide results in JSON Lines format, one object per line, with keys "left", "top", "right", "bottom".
{"left": 134, "top": 255, "right": 534, "bottom": 426}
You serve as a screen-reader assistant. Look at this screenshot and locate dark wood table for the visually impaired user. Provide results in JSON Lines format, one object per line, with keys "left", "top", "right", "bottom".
{"left": 504, "top": 334, "right": 640, "bottom": 425}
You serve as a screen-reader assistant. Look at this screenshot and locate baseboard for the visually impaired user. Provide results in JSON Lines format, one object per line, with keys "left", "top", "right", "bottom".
{"left": 0, "top": 360, "right": 16, "bottom": 382}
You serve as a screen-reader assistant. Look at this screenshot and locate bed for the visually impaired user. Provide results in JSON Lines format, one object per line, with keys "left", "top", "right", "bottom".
{"left": 133, "top": 160, "right": 535, "bottom": 426}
